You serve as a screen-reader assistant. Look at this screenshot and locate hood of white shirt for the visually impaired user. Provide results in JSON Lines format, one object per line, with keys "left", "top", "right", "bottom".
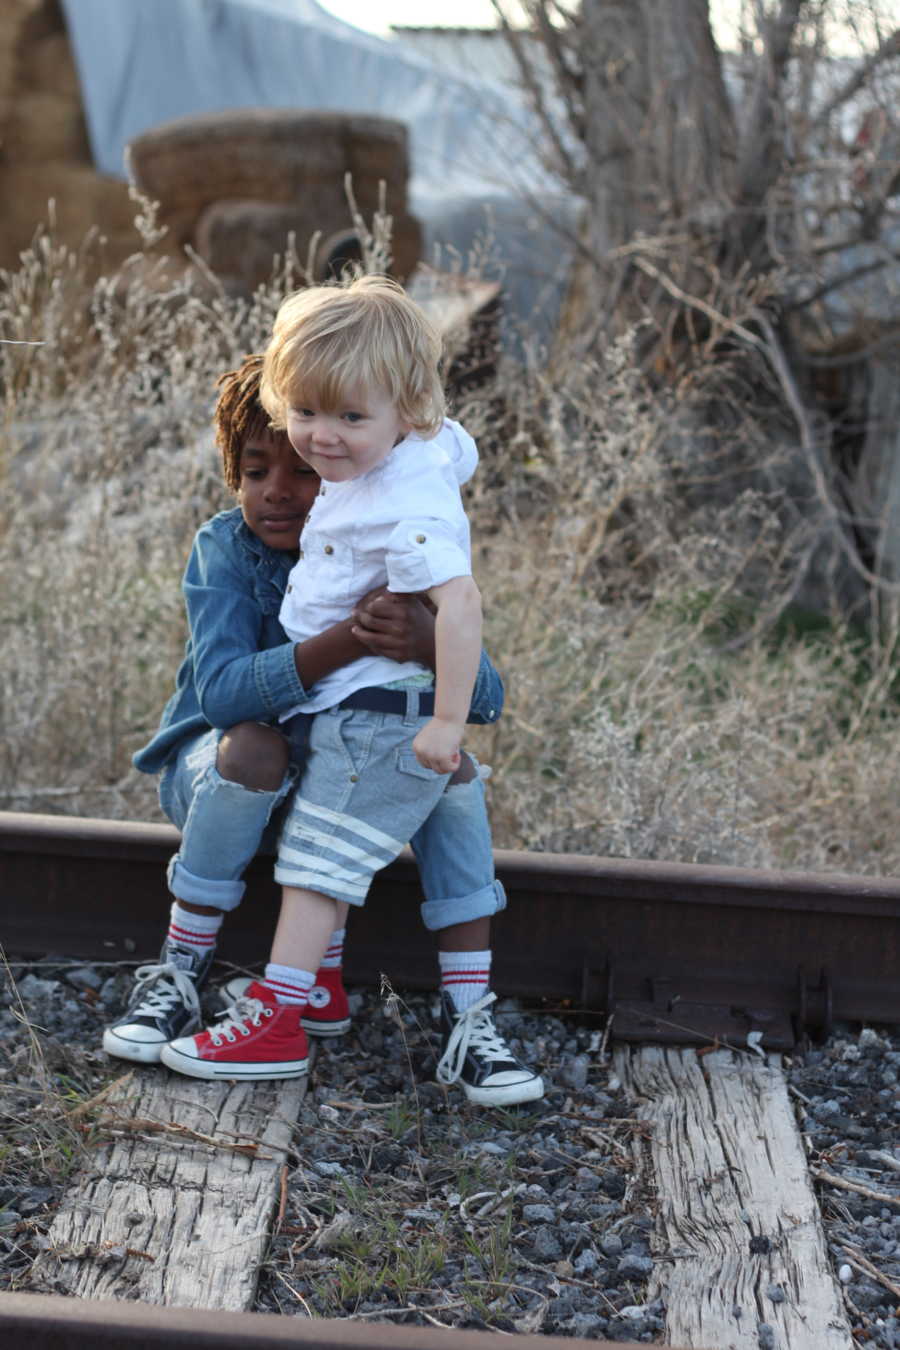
{"left": 436, "top": 418, "right": 479, "bottom": 486}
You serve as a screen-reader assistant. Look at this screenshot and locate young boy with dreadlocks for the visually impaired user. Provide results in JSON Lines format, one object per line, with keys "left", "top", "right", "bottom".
{"left": 103, "top": 352, "right": 540, "bottom": 1105}
{"left": 157, "top": 278, "right": 543, "bottom": 1105}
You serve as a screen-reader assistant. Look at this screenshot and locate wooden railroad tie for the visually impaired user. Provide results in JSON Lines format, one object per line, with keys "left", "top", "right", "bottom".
{"left": 32, "top": 1053, "right": 313, "bottom": 1310}
{"left": 31, "top": 1042, "right": 856, "bottom": 1348}
{"left": 618, "top": 1046, "right": 853, "bottom": 1350}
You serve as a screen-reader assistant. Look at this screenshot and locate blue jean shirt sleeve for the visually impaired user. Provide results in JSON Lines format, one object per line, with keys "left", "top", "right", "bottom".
{"left": 468, "top": 649, "right": 504, "bottom": 725}
{"left": 186, "top": 527, "right": 308, "bottom": 726}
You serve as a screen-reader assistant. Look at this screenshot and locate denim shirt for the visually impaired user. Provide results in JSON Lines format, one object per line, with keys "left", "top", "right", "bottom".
{"left": 134, "top": 507, "right": 504, "bottom": 775}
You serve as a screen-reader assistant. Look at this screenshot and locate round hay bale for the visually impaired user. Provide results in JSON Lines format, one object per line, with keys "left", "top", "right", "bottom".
{"left": 193, "top": 195, "right": 420, "bottom": 293}
{"left": 0, "top": 0, "right": 51, "bottom": 129}
{"left": 194, "top": 199, "right": 330, "bottom": 292}
{"left": 384, "top": 212, "right": 422, "bottom": 283}
{"left": 345, "top": 139, "right": 410, "bottom": 210}
{"left": 127, "top": 109, "right": 410, "bottom": 238}
{"left": 25, "top": 30, "right": 81, "bottom": 98}
{"left": 314, "top": 229, "right": 365, "bottom": 281}
{"left": 6, "top": 90, "right": 90, "bottom": 162}
{"left": 3, "top": 162, "right": 134, "bottom": 254}
{"left": 312, "top": 216, "right": 421, "bottom": 284}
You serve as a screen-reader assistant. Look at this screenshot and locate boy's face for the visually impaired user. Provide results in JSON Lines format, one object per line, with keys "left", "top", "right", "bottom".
{"left": 237, "top": 430, "right": 319, "bottom": 551}
{"left": 286, "top": 386, "right": 410, "bottom": 484}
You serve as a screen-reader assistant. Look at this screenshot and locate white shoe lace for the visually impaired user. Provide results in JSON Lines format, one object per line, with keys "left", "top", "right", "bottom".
{"left": 436, "top": 991, "right": 516, "bottom": 1085}
{"left": 129, "top": 962, "right": 201, "bottom": 1019}
{"left": 209, "top": 994, "right": 273, "bottom": 1046}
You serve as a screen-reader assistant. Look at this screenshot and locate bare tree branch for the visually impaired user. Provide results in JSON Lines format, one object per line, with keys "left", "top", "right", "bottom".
{"left": 489, "top": 0, "right": 584, "bottom": 190}
{"left": 630, "top": 253, "right": 769, "bottom": 353}
{"left": 784, "top": 251, "right": 900, "bottom": 312}
{"left": 801, "top": 331, "right": 900, "bottom": 368}
{"left": 733, "top": 0, "right": 805, "bottom": 213}
{"left": 524, "top": 0, "right": 585, "bottom": 141}
{"left": 814, "top": 27, "right": 900, "bottom": 126}
{"left": 753, "top": 310, "right": 900, "bottom": 596}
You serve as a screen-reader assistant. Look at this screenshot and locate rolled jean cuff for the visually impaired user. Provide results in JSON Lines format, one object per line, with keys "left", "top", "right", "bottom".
{"left": 419, "top": 878, "right": 507, "bottom": 932}
{"left": 166, "top": 857, "right": 245, "bottom": 912}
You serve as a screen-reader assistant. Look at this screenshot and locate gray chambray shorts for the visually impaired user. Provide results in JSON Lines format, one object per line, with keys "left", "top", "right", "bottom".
{"left": 274, "top": 701, "right": 451, "bottom": 905}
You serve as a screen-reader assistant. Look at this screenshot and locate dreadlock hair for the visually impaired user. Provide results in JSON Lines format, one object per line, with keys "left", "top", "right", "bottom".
{"left": 214, "top": 352, "right": 283, "bottom": 492}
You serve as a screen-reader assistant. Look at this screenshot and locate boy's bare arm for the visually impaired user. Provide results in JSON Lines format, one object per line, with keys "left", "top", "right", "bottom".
{"left": 412, "top": 575, "right": 482, "bottom": 773}
{"left": 351, "top": 590, "right": 436, "bottom": 667}
{"left": 293, "top": 588, "right": 435, "bottom": 689}
{"left": 291, "top": 618, "right": 364, "bottom": 689}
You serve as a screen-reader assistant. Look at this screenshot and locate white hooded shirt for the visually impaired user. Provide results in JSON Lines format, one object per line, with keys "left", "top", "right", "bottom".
{"left": 279, "top": 418, "right": 478, "bottom": 715}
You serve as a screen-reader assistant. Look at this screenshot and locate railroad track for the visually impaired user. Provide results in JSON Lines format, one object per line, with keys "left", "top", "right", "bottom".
{"left": 3, "top": 809, "right": 900, "bottom": 1349}
{"left": 4, "top": 810, "right": 900, "bottom": 1049}
{"left": 0, "top": 1290, "right": 657, "bottom": 1349}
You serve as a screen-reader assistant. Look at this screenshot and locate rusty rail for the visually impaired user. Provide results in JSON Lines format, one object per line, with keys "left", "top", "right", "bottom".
{"left": 0, "top": 1292, "right": 665, "bottom": 1350}
{"left": 3, "top": 810, "right": 900, "bottom": 1048}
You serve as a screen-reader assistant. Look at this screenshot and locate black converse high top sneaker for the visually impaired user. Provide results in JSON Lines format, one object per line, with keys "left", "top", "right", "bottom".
{"left": 436, "top": 990, "right": 544, "bottom": 1106}
{"left": 102, "top": 943, "right": 214, "bottom": 1063}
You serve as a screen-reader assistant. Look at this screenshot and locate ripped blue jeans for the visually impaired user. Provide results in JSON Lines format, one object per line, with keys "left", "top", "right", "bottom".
{"left": 157, "top": 726, "right": 506, "bottom": 930}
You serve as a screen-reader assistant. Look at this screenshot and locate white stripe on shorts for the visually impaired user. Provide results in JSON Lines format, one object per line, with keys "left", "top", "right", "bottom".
{"left": 280, "top": 828, "right": 387, "bottom": 872}
{"left": 278, "top": 843, "right": 373, "bottom": 887}
{"left": 273, "top": 866, "right": 369, "bottom": 900}
{"left": 290, "top": 798, "right": 405, "bottom": 855}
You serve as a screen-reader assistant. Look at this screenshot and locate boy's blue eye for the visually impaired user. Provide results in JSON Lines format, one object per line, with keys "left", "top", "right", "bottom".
{"left": 343, "top": 411, "right": 364, "bottom": 423}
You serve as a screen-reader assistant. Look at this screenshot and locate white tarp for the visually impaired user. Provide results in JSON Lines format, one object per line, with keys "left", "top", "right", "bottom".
{"left": 59, "top": 0, "right": 575, "bottom": 327}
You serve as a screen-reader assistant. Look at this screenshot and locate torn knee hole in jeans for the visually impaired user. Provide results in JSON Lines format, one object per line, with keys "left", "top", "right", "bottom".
{"left": 445, "top": 754, "right": 492, "bottom": 792}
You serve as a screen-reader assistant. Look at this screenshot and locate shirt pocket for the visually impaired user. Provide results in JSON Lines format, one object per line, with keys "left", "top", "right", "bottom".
{"left": 299, "top": 535, "right": 356, "bottom": 606}
{"left": 252, "top": 557, "right": 291, "bottom": 616}
{"left": 385, "top": 519, "right": 470, "bottom": 592}
{"left": 254, "top": 578, "right": 284, "bottom": 617}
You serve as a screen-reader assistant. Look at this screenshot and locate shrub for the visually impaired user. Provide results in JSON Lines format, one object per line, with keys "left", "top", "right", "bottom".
{"left": 2, "top": 201, "right": 898, "bottom": 876}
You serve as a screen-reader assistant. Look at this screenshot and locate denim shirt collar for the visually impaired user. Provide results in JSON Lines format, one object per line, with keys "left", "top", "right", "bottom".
{"left": 231, "top": 510, "right": 297, "bottom": 577}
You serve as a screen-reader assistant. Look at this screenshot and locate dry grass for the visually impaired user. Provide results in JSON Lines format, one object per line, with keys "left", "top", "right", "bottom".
{"left": 0, "top": 952, "right": 111, "bottom": 1287}
{"left": 1, "top": 201, "right": 898, "bottom": 876}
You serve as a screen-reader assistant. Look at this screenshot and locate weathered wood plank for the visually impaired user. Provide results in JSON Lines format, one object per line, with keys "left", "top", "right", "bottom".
{"left": 617, "top": 1046, "right": 852, "bottom": 1350}
{"left": 32, "top": 1060, "right": 310, "bottom": 1310}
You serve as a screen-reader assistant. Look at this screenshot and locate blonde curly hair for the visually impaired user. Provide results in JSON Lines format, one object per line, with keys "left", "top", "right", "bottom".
{"left": 260, "top": 275, "right": 445, "bottom": 440}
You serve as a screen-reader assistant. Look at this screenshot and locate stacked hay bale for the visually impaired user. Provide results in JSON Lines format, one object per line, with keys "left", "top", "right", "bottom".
{"left": 127, "top": 108, "right": 422, "bottom": 293}
{"left": 0, "top": 0, "right": 135, "bottom": 271}
{"left": 0, "top": 4, "right": 421, "bottom": 290}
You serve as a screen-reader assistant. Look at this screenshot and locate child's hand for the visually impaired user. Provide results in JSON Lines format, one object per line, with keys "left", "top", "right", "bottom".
{"left": 413, "top": 717, "right": 463, "bottom": 774}
{"left": 351, "top": 589, "right": 435, "bottom": 666}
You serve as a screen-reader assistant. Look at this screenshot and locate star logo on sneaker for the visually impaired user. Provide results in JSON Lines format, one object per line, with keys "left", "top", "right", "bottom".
{"left": 307, "top": 985, "right": 332, "bottom": 1010}
{"left": 167, "top": 946, "right": 198, "bottom": 971}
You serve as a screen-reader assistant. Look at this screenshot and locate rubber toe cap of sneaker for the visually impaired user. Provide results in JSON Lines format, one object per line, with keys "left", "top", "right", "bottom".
{"left": 462, "top": 1072, "right": 545, "bottom": 1107}
{"left": 102, "top": 1024, "right": 167, "bottom": 1061}
{"left": 162, "top": 1034, "right": 201, "bottom": 1060}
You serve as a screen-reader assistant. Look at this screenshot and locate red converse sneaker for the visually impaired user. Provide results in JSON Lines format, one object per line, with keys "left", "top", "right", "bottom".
{"left": 220, "top": 966, "right": 351, "bottom": 1038}
{"left": 300, "top": 967, "right": 351, "bottom": 1037}
{"left": 159, "top": 981, "right": 309, "bottom": 1081}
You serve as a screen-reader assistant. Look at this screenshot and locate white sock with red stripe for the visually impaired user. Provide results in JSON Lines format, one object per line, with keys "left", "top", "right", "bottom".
{"left": 263, "top": 963, "right": 315, "bottom": 1007}
{"left": 439, "top": 949, "right": 492, "bottom": 1013}
{"left": 166, "top": 902, "right": 223, "bottom": 955}
{"left": 319, "top": 928, "right": 346, "bottom": 970}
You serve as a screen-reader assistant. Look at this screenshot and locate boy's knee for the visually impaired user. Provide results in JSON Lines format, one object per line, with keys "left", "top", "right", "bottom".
{"left": 217, "top": 722, "right": 289, "bottom": 792}
{"left": 447, "top": 751, "right": 477, "bottom": 786}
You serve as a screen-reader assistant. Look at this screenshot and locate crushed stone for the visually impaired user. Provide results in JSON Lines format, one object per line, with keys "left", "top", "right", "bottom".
{"left": 6, "top": 955, "right": 900, "bottom": 1343}
{"left": 1, "top": 956, "right": 663, "bottom": 1339}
